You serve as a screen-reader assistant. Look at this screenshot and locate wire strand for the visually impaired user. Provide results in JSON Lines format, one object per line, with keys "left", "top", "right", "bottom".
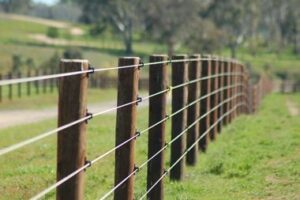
{"left": 138, "top": 102, "right": 246, "bottom": 200}
{"left": 0, "top": 115, "right": 91, "bottom": 156}
{"left": 0, "top": 72, "right": 244, "bottom": 157}
{"left": 32, "top": 90, "right": 248, "bottom": 200}
{"left": 99, "top": 93, "right": 246, "bottom": 200}
{"left": 0, "top": 57, "right": 243, "bottom": 86}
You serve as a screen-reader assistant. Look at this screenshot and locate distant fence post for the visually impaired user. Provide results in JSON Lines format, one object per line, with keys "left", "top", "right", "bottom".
{"left": 223, "top": 59, "right": 229, "bottom": 125}
{"left": 35, "top": 69, "right": 39, "bottom": 95}
{"left": 57, "top": 59, "right": 89, "bottom": 200}
{"left": 199, "top": 55, "right": 211, "bottom": 151}
{"left": 50, "top": 68, "right": 55, "bottom": 93}
{"left": 186, "top": 54, "right": 201, "bottom": 165}
{"left": 230, "top": 61, "right": 236, "bottom": 120}
{"left": 170, "top": 54, "right": 188, "bottom": 180}
{"left": 241, "top": 65, "right": 247, "bottom": 114}
{"left": 244, "top": 71, "right": 249, "bottom": 114}
{"left": 0, "top": 73, "right": 2, "bottom": 102}
{"left": 43, "top": 69, "right": 47, "bottom": 94}
{"left": 114, "top": 57, "right": 140, "bottom": 200}
{"left": 18, "top": 72, "right": 21, "bottom": 98}
{"left": 27, "top": 70, "right": 31, "bottom": 96}
{"left": 252, "top": 85, "right": 257, "bottom": 113}
{"left": 8, "top": 73, "right": 12, "bottom": 100}
{"left": 147, "top": 55, "right": 168, "bottom": 200}
{"left": 210, "top": 56, "right": 218, "bottom": 140}
{"left": 238, "top": 64, "right": 244, "bottom": 115}
{"left": 218, "top": 58, "right": 224, "bottom": 132}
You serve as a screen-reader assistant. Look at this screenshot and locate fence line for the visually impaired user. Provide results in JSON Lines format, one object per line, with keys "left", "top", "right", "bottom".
{"left": 139, "top": 102, "right": 246, "bottom": 200}
{"left": 0, "top": 54, "right": 272, "bottom": 200}
{"left": 0, "top": 58, "right": 243, "bottom": 87}
{"left": 0, "top": 74, "right": 244, "bottom": 157}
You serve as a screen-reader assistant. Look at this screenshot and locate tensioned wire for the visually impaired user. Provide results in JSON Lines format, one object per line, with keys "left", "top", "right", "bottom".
{"left": 0, "top": 57, "right": 243, "bottom": 86}
{"left": 138, "top": 102, "right": 247, "bottom": 200}
{"left": 99, "top": 94, "right": 247, "bottom": 200}
{"left": 31, "top": 87, "right": 248, "bottom": 200}
{"left": 0, "top": 72, "right": 245, "bottom": 156}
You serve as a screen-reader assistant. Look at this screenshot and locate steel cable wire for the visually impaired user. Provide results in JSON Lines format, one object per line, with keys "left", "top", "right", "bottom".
{"left": 0, "top": 72, "right": 243, "bottom": 156}
{"left": 138, "top": 102, "right": 247, "bottom": 200}
{"left": 0, "top": 57, "right": 243, "bottom": 86}
{"left": 98, "top": 92, "right": 247, "bottom": 200}
{"left": 32, "top": 90, "right": 247, "bottom": 200}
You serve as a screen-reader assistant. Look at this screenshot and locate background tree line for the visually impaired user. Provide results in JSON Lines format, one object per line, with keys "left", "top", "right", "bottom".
{"left": 0, "top": 0, "right": 299, "bottom": 57}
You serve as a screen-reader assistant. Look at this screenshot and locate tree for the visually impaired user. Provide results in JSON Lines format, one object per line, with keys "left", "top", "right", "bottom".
{"left": 0, "top": 0, "right": 31, "bottom": 13}
{"left": 75, "top": 0, "right": 141, "bottom": 55}
{"left": 203, "top": 0, "right": 248, "bottom": 58}
{"left": 143, "top": 0, "right": 205, "bottom": 56}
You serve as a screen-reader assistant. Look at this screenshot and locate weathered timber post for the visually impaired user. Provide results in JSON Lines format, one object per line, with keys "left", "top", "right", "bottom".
{"left": 114, "top": 57, "right": 139, "bottom": 200}
{"left": 186, "top": 54, "right": 201, "bottom": 165}
{"left": 43, "top": 69, "right": 47, "bottom": 94}
{"left": 0, "top": 74, "right": 2, "bottom": 102}
{"left": 147, "top": 55, "right": 168, "bottom": 200}
{"left": 210, "top": 56, "right": 218, "bottom": 140}
{"left": 57, "top": 59, "right": 89, "bottom": 200}
{"left": 199, "top": 55, "right": 211, "bottom": 151}
{"left": 223, "top": 59, "right": 229, "bottom": 125}
{"left": 17, "top": 72, "right": 21, "bottom": 98}
{"left": 27, "top": 70, "right": 31, "bottom": 96}
{"left": 35, "top": 69, "right": 40, "bottom": 95}
{"left": 8, "top": 73, "right": 12, "bottom": 100}
{"left": 170, "top": 54, "right": 188, "bottom": 180}
{"left": 218, "top": 58, "right": 224, "bottom": 132}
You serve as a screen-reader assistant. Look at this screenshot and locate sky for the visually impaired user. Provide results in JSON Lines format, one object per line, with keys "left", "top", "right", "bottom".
{"left": 32, "top": 0, "right": 59, "bottom": 6}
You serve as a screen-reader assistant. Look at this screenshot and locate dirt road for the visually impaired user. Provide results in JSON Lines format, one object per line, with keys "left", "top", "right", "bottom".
{"left": 0, "top": 101, "right": 117, "bottom": 130}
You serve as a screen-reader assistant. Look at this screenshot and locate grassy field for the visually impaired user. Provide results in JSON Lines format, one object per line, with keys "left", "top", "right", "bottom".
{"left": 0, "top": 93, "right": 299, "bottom": 199}
{"left": 1, "top": 13, "right": 299, "bottom": 78}
{"left": 0, "top": 87, "right": 118, "bottom": 110}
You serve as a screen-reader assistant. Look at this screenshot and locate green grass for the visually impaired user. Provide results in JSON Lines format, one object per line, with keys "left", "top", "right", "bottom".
{"left": 0, "top": 93, "right": 299, "bottom": 199}
{"left": 1, "top": 13, "right": 300, "bottom": 81}
{"left": 0, "top": 14, "right": 167, "bottom": 75}
{"left": 0, "top": 87, "right": 117, "bottom": 110}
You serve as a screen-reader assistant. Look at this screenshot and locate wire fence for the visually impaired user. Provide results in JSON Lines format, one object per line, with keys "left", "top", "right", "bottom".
{"left": 0, "top": 54, "right": 273, "bottom": 200}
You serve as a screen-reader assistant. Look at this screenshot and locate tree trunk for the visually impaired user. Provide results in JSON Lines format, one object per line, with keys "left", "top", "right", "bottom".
{"left": 229, "top": 44, "right": 237, "bottom": 58}
{"left": 167, "top": 40, "right": 175, "bottom": 57}
{"left": 124, "top": 37, "right": 133, "bottom": 55}
{"left": 123, "top": 20, "right": 133, "bottom": 55}
{"left": 293, "top": 28, "right": 300, "bottom": 55}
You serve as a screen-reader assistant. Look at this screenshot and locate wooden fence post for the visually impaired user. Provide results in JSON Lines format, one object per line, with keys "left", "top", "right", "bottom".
{"left": 0, "top": 74, "right": 2, "bottom": 102}
{"left": 186, "top": 54, "right": 201, "bottom": 166}
{"left": 8, "top": 73, "right": 12, "bottom": 100}
{"left": 57, "top": 59, "right": 89, "bottom": 200}
{"left": 35, "top": 69, "right": 39, "bottom": 95}
{"left": 43, "top": 69, "right": 47, "bottom": 94}
{"left": 237, "top": 64, "right": 243, "bottom": 115}
{"left": 218, "top": 58, "right": 224, "bottom": 133}
{"left": 223, "top": 60, "right": 229, "bottom": 125}
{"left": 18, "top": 72, "right": 21, "bottom": 98}
{"left": 50, "top": 68, "right": 55, "bottom": 93}
{"left": 199, "top": 55, "right": 211, "bottom": 151}
{"left": 241, "top": 65, "right": 246, "bottom": 114}
{"left": 114, "top": 57, "right": 139, "bottom": 200}
{"left": 210, "top": 56, "right": 218, "bottom": 140}
{"left": 147, "top": 55, "right": 168, "bottom": 200}
{"left": 243, "top": 71, "right": 250, "bottom": 114}
{"left": 230, "top": 61, "right": 236, "bottom": 120}
{"left": 170, "top": 54, "right": 188, "bottom": 180}
{"left": 234, "top": 61, "right": 239, "bottom": 117}
{"left": 27, "top": 70, "right": 31, "bottom": 96}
